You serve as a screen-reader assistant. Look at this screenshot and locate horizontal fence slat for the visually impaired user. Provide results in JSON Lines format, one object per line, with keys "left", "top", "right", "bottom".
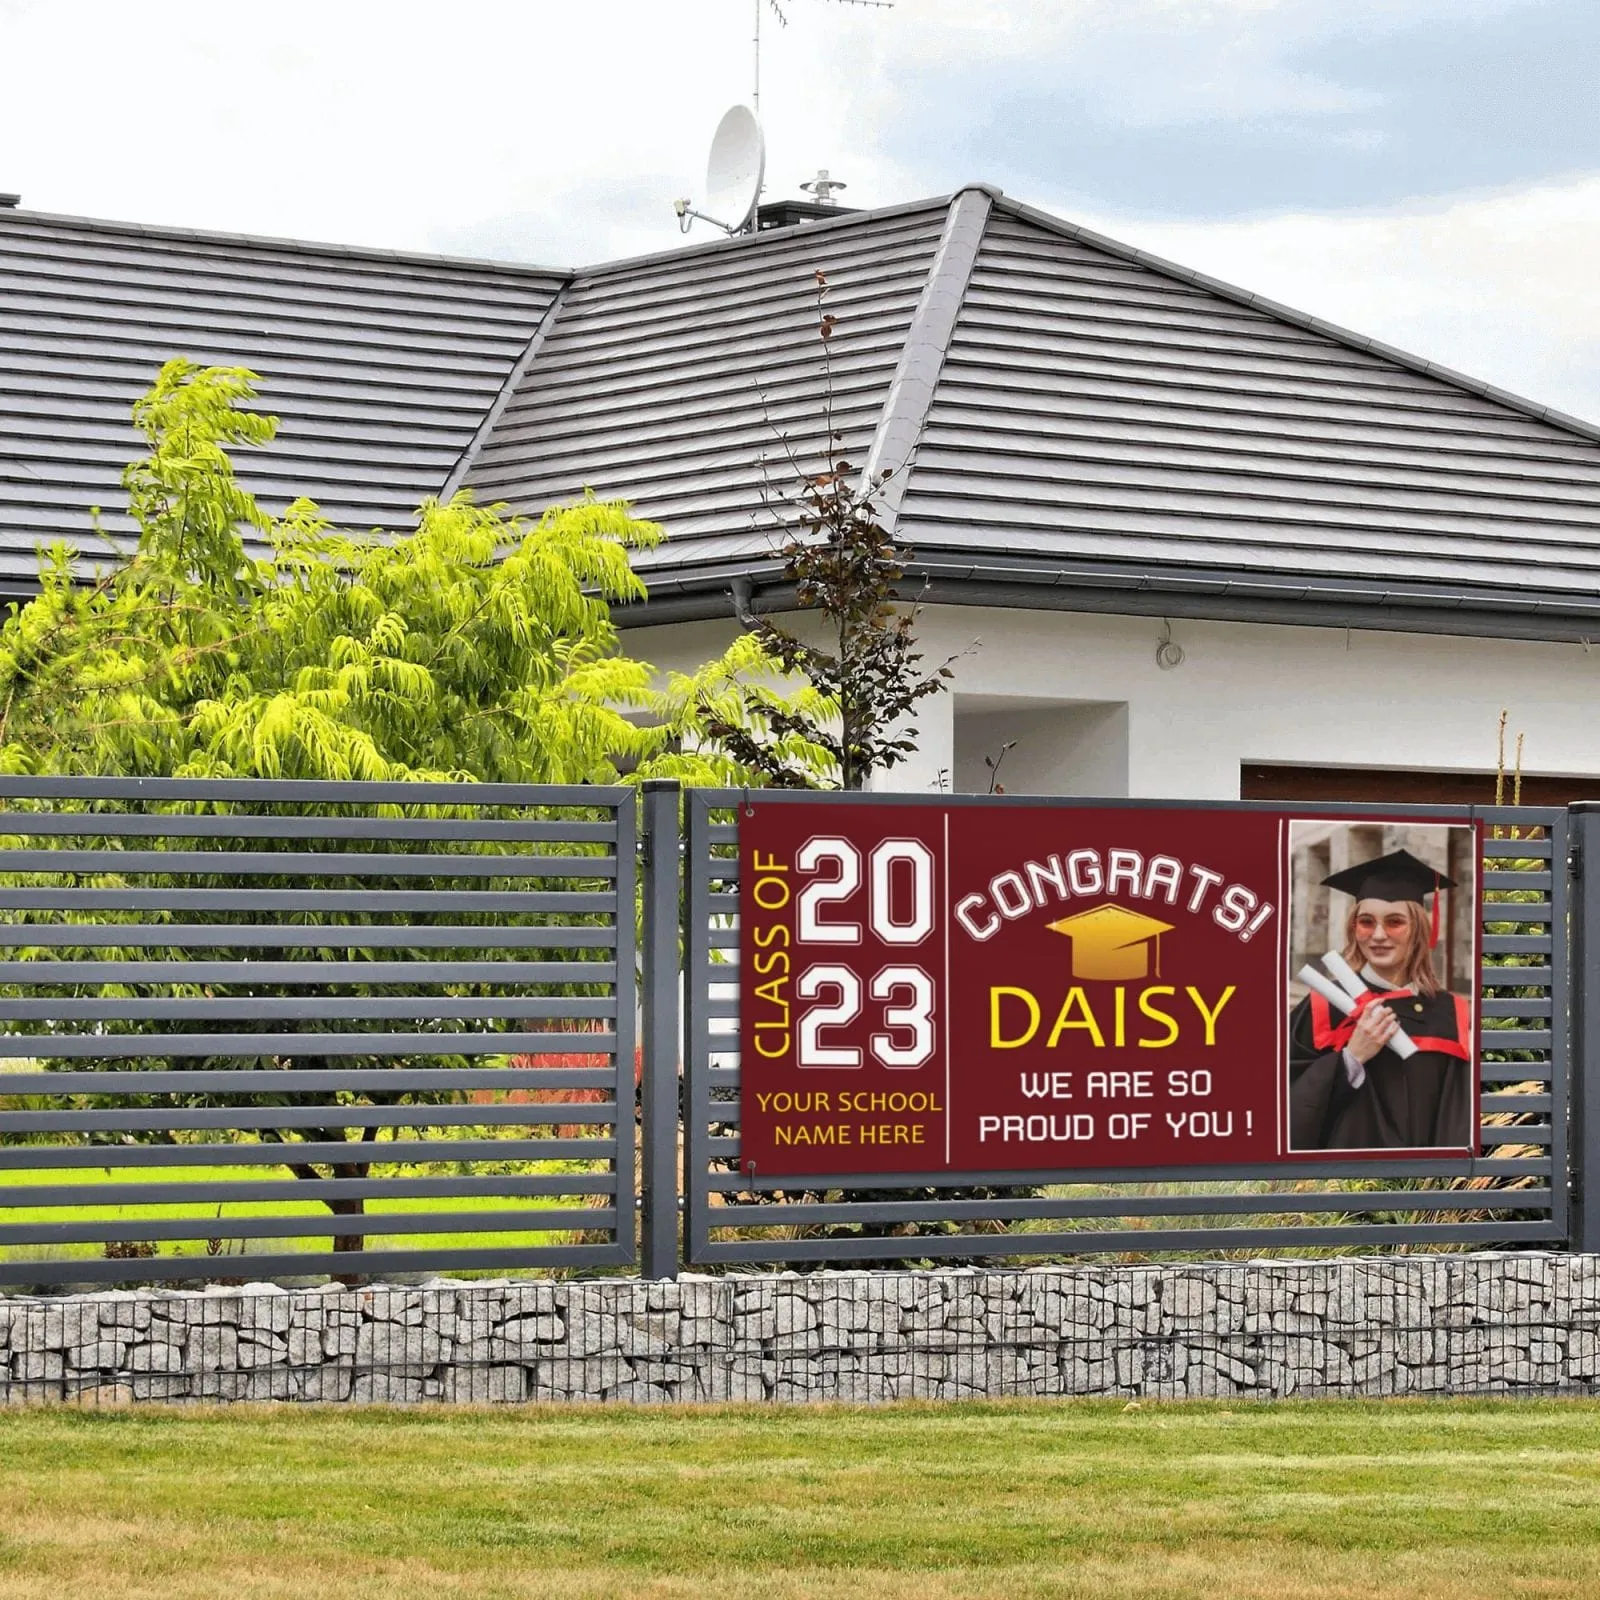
{"left": 696, "top": 1086, "right": 1560, "bottom": 1128}
{"left": 1482, "top": 935, "right": 1552, "bottom": 954}
{"left": 0, "top": 1172, "right": 617, "bottom": 1208}
{"left": 0, "top": 1137, "right": 614, "bottom": 1170}
{"left": 1482, "top": 871, "right": 1553, "bottom": 890}
{"left": 0, "top": 924, "right": 620, "bottom": 950}
{"left": 1481, "top": 837, "right": 1553, "bottom": 859}
{"left": 0, "top": 849, "right": 618, "bottom": 879}
{"left": 695, "top": 1219, "right": 1566, "bottom": 1264}
{"left": 0, "top": 1103, "right": 620, "bottom": 1132}
{"left": 0, "top": 776, "right": 631, "bottom": 806}
{"left": 1481, "top": 998, "right": 1553, "bottom": 1017}
{"left": 0, "top": 889, "right": 617, "bottom": 912}
{"left": 0, "top": 996, "right": 617, "bottom": 1021}
{"left": 703, "top": 1065, "right": 1557, "bottom": 1095}
{"left": 1480, "top": 1126, "right": 1553, "bottom": 1146}
{"left": 0, "top": 812, "right": 619, "bottom": 844}
{"left": 0, "top": 1207, "right": 615, "bottom": 1248}
{"left": 1479, "top": 1064, "right": 1555, "bottom": 1085}
{"left": 704, "top": 1188, "right": 1554, "bottom": 1225}
{"left": 1479, "top": 1030, "right": 1553, "bottom": 1051}
{"left": 1481, "top": 1092, "right": 1553, "bottom": 1114}
{"left": 0, "top": 959, "right": 616, "bottom": 984}
{"left": 0, "top": 1164, "right": 618, "bottom": 1204}
{"left": 0, "top": 1241, "right": 632, "bottom": 1288}
{"left": 696, "top": 1143, "right": 1552, "bottom": 1183}
{"left": 0, "top": 1031, "right": 620, "bottom": 1059}
{"left": 1480, "top": 965, "right": 1553, "bottom": 984}
{"left": 0, "top": 1066, "right": 618, "bottom": 1093}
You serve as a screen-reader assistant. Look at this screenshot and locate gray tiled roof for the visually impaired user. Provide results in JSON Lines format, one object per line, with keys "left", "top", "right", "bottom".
{"left": 5, "top": 186, "right": 1600, "bottom": 637}
{"left": 464, "top": 198, "right": 952, "bottom": 575}
{"left": 0, "top": 208, "right": 564, "bottom": 586}
{"left": 902, "top": 203, "right": 1600, "bottom": 616}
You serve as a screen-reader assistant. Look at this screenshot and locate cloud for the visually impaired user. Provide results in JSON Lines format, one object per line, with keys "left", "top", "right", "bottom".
{"left": 428, "top": 176, "right": 684, "bottom": 271}
{"left": 1061, "top": 173, "right": 1600, "bottom": 424}
{"left": 3, "top": 0, "right": 1597, "bottom": 426}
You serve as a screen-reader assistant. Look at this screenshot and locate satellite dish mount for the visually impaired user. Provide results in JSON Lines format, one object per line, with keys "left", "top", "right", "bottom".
{"left": 674, "top": 104, "right": 766, "bottom": 236}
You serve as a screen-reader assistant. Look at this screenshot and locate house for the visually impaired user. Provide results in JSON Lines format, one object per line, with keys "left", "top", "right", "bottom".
{"left": 4, "top": 183, "right": 1599, "bottom": 804}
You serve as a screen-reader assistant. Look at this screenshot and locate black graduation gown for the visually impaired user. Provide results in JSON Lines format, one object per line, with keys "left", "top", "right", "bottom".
{"left": 1289, "top": 980, "right": 1473, "bottom": 1151}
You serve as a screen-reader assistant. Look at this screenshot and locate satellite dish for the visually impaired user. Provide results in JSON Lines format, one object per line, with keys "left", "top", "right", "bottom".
{"left": 704, "top": 105, "right": 765, "bottom": 233}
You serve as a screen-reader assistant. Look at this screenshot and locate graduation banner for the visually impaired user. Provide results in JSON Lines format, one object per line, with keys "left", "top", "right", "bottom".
{"left": 738, "top": 800, "right": 1478, "bottom": 1179}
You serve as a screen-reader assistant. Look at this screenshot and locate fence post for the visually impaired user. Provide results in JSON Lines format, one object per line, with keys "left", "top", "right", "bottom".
{"left": 639, "top": 779, "right": 683, "bottom": 1279}
{"left": 1569, "top": 804, "right": 1600, "bottom": 1253}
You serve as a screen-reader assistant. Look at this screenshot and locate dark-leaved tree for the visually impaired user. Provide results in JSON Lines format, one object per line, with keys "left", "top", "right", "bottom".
{"left": 698, "top": 270, "right": 958, "bottom": 790}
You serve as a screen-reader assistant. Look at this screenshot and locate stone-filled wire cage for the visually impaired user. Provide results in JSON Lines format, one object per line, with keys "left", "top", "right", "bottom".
{"left": 2, "top": 1256, "right": 1596, "bottom": 1406}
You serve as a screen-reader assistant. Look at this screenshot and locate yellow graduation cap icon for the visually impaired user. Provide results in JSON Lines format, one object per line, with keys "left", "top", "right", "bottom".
{"left": 1047, "top": 903, "right": 1175, "bottom": 981}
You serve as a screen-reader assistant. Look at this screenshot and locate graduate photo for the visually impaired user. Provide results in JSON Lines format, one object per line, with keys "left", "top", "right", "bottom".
{"left": 1287, "top": 821, "right": 1478, "bottom": 1154}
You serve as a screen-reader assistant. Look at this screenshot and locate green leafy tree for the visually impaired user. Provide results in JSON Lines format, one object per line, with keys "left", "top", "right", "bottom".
{"left": 0, "top": 360, "right": 831, "bottom": 785}
{"left": 0, "top": 359, "right": 831, "bottom": 1261}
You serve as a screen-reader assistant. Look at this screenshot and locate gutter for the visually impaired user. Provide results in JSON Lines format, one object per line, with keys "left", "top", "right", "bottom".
{"left": 612, "top": 557, "right": 1600, "bottom": 647}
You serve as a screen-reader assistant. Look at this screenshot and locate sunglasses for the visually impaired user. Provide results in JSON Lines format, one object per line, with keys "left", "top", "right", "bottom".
{"left": 1353, "top": 913, "right": 1412, "bottom": 936}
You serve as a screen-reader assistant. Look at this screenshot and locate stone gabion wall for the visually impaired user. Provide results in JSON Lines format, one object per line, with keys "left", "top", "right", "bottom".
{"left": 2, "top": 1252, "right": 1595, "bottom": 1405}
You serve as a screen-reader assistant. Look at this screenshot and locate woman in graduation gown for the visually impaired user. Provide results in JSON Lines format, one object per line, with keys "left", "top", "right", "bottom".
{"left": 1290, "top": 848, "right": 1473, "bottom": 1151}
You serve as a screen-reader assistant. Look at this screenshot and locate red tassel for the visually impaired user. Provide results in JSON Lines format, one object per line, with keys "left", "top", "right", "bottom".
{"left": 1431, "top": 874, "right": 1442, "bottom": 949}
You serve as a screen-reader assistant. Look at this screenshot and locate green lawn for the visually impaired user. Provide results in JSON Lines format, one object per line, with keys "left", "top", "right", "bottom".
{"left": 0, "top": 1399, "right": 1598, "bottom": 1598}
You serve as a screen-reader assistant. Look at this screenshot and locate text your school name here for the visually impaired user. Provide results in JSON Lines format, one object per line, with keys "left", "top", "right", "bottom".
{"left": 738, "top": 800, "right": 1286, "bottom": 1179}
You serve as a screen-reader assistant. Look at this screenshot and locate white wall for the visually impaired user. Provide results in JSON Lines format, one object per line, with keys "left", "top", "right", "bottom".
{"left": 952, "top": 698, "right": 1128, "bottom": 797}
{"left": 624, "top": 605, "right": 1600, "bottom": 799}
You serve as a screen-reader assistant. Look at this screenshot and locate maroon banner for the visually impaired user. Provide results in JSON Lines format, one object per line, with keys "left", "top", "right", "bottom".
{"left": 739, "top": 800, "right": 1479, "bottom": 1178}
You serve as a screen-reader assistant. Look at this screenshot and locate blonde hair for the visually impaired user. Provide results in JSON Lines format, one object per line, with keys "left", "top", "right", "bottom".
{"left": 1342, "top": 901, "right": 1440, "bottom": 997}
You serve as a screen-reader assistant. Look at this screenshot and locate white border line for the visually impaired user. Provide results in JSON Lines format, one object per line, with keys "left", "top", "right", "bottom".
{"left": 1276, "top": 813, "right": 1287, "bottom": 1157}
{"left": 1283, "top": 814, "right": 1478, "bottom": 1159}
{"left": 943, "top": 808, "right": 952, "bottom": 1167}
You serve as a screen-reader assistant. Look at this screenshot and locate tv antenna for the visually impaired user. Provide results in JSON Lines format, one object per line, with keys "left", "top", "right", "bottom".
{"left": 675, "top": 105, "right": 766, "bottom": 236}
{"left": 752, "top": 0, "right": 894, "bottom": 115}
{"left": 673, "top": 2, "right": 893, "bottom": 237}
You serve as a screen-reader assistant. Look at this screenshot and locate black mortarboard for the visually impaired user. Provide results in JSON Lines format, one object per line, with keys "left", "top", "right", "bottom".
{"left": 1320, "top": 848, "right": 1455, "bottom": 905}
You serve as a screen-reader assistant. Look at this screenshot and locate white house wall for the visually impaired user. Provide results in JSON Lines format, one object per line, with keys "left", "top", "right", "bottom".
{"left": 629, "top": 605, "right": 1600, "bottom": 801}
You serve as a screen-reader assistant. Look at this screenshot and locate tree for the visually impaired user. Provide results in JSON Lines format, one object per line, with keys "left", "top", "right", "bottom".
{"left": 0, "top": 359, "right": 830, "bottom": 1261}
{"left": 699, "top": 270, "right": 958, "bottom": 790}
{"left": 0, "top": 360, "right": 831, "bottom": 786}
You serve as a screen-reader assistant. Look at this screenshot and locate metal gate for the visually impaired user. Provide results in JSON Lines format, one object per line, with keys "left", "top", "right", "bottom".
{"left": 0, "top": 776, "right": 640, "bottom": 1286}
{"left": 683, "top": 793, "right": 1566, "bottom": 1267}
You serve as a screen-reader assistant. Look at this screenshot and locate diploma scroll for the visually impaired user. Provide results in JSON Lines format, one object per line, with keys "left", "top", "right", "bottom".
{"left": 1296, "top": 963, "right": 1418, "bottom": 1060}
{"left": 1321, "top": 950, "right": 1369, "bottom": 1004}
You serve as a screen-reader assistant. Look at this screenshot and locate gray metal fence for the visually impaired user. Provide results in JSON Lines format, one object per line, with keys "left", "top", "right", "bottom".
{"left": 683, "top": 793, "right": 1566, "bottom": 1269}
{"left": 0, "top": 778, "right": 1585, "bottom": 1288}
{"left": 0, "top": 776, "right": 639, "bottom": 1286}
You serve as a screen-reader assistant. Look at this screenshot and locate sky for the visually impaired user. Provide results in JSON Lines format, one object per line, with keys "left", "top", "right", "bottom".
{"left": 2, "top": 0, "right": 1599, "bottom": 418}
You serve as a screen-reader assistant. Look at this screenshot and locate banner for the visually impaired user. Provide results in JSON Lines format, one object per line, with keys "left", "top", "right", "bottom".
{"left": 738, "top": 800, "right": 1478, "bottom": 1179}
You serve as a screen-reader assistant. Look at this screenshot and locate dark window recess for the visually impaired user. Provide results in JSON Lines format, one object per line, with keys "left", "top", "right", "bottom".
{"left": 1240, "top": 764, "right": 1600, "bottom": 807}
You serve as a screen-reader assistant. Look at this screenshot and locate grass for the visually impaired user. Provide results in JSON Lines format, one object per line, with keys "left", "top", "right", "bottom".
{"left": 0, "top": 1162, "right": 585, "bottom": 1262}
{"left": 0, "top": 1399, "right": 1599, "bottom": 1598}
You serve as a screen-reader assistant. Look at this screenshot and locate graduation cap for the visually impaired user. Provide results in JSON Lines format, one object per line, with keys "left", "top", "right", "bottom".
{"left": 1321, "top": 847, "right": 1456, "bottom": 947}
{"left": 1047, "top": 903, "right": 1174, "bottom": 981}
